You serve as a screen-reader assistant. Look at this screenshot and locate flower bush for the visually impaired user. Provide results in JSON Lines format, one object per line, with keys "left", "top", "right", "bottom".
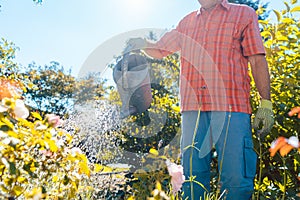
{"left": 0, "top": 40, "right": 130, "bottom": 200}
{"left": 0, "top": 99, "right": 94, "bottom": 199}
{"left": 251, "top": 1, "right": 300, "bottom": 199}
{"left": 0, "top": 80, "right": 134, "bottom": 199}
{"left": 0, "top": 80, "right": 95, "bottom": 199}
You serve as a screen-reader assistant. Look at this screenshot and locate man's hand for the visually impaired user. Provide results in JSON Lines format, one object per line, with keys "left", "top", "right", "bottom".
{"left": 253, "top": 99, "right": 274, "bottom": 139}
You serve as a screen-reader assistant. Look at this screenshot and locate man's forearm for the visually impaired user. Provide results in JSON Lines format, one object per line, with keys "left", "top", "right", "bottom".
{"left": 249, "top": 54, "right": 271, "bottom": 100}
{"left": 143, "top": 40, "right": 167, "bottom": 59}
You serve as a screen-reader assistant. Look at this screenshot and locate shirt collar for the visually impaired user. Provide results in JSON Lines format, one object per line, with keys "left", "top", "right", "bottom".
{"left": 196, "top": 0, "right": 229, "bottom": 16}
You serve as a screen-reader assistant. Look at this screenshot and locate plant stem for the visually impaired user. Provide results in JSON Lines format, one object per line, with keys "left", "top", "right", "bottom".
{"left": 216, "top": 110, "right": 231, "bottom": 199}
{"left": 256, "top": 138, "right": 263, "bottom": 200}
{"left": 281, "top": 158, "right": 286, "bottom": 200}
{"left": 189, "top": 108, "right": 201, "bottom": 200}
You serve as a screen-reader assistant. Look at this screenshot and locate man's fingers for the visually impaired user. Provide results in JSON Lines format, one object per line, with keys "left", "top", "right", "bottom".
{"left": 252, "top": 117, "right": 261, "bottom": 130}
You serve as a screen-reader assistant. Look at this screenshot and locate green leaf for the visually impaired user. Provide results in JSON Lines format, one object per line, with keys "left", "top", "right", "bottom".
{"left": 261, "top": 31, "right": 272, "bottom": 38}
{"left": 258, "top": 20, "right": 269, "bottom": 26}
{"left": 47, "top": 139, "right": 58, "bottom": 152}
{"left": 13, "top": 186, "right": 24, "bottom": 196}
{"left": 273, "top": 9, "right": 282, "bottom": 22}
{"left": 9, "top": 162, "right": 17, "bottom": 175}
{"left": 277, "top": 35, "right": 289, "bottom": 41}
{"left": 149, "top": 148, "right": 159, "bottom": 156}
{"left": 0, "top": 125, "right": 10, "bottom": 132}
{"left": 63, "top": 175, "right": 70, "bottom": 185}
{"left": 291, "top": 0, "right": 298, "bottom": 4}
{"left": 1, "top": 117, "right": 14, "bottom": 130}
{"left": 41, "top": 186, "right": 47, "bottom": 194}
{"left": 284, "top": 1, "right": 291, "bottom": 11}
{"left": 281, "top": 18, "right": 294, "bottom": 24}
{"left": 31, "top": 112, "right": 42, "bottom": 120}
{"left": 290, "top": 6, "right": 300, "bottom": 12}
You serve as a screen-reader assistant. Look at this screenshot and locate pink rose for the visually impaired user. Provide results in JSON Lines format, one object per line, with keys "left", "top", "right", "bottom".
{"left": 46, "top": 114, "right": 62, "bottom": 128}
{"left": 166, "top": 159, "right": 185, "bottom": 194}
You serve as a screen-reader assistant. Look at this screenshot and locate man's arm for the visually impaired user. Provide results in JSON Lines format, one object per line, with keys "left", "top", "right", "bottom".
{"left": 143, "top": 40, "right": 167, "bottom": 59}
{"left": 250, "top": 54, "right": 274, "bottom": 137}
{"left": 248, "top": 54, "right": 271, "bottom": 100}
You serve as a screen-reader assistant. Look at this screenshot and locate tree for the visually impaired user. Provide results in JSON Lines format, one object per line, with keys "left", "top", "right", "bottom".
{"left": 73, "top": 72, "right": 108, "bottom": 105}
{"left": 20, "top": 61, "right": 108, "bottom": 117}
{"left": 22, "top": 62, "right": 76, "bottom": 116}
{"left": 0, "top": 39, "right": 21, "bottom": 80}
{"left": 228, "top": 0, "right": 269, "bottom": 20}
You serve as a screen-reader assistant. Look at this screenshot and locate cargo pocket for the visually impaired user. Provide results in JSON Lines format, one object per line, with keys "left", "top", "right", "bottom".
{"left": 243, "top": 137, "right": 257, "bottom": 178}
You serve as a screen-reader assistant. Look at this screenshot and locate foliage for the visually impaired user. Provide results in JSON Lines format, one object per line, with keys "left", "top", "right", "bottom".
{"left": 251, "top": 1, "right": 300, "bottom": 199}
{"left": 33, "top": 0, "right": 43, "bottom": 4}
{"left": 0, "top": 39, "right": 27, "bottom": 91}
{"left": 0, "top": 81, "right": 124, "bottom": 200}
{"left": 0, "top": 98, "right": 93, "bottom": 199}
{"left": 0, "top": 37, "right": 121, "bottom": 200}
{"left": 127, "top": 155, "right": 171, "bottom": 200}
{"left": 73, "top": 72, "right": 107, "bottom": 105}
{"left": 0, "top": 39, "right": 76, "bottom": 117}
{"left": 22, "top": 62, "right": 76, "bottom": 117}
{"left": 21, "top": 62, "right": 107, "bottom": 118}
{"left": 228, "top": 0, "right": 269, "bottom": 20}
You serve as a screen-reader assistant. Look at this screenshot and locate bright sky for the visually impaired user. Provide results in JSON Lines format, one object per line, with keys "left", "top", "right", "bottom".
{"left": 0, "top": 0, "right": 287, "bottom": 77}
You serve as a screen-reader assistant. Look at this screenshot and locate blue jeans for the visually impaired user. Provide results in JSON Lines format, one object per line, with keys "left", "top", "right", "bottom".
{"left": 181, "top": 111, "right": 256, "bottom": 200}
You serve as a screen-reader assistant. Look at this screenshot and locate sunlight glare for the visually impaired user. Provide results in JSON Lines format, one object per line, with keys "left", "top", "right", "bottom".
{"left": 120, "top": 0, "right": 150, "bottom": 18}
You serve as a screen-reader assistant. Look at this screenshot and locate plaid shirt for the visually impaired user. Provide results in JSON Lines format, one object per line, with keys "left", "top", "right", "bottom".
{"left": 147, "top": 0, "right": 265, "bottom": 114}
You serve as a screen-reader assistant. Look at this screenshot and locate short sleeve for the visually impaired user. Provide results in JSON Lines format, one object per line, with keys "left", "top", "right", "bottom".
{"left": 241, "top": 8, "right": 265, "bottom": 57}
{"left": 153, "top": 29, "right": 181, "bottom": 57}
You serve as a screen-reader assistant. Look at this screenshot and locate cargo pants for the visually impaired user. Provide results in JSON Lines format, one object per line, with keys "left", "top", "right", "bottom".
{"left": 181, "top": 111, "right": 257, "bottom": 200}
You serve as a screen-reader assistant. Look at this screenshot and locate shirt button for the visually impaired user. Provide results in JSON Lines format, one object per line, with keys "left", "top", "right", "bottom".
{"left": 200, "top": 85, "right": 207, "bottom": 90}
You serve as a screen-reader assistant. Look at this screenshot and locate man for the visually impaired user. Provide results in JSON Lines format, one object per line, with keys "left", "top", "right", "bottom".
{"left": 127, "top": 0, "right": 274, "bottom": 199}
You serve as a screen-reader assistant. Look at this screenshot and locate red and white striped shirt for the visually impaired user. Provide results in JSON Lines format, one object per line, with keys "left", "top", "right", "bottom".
{"left": 146, "top": 0, "right": 265, "bottom": 114}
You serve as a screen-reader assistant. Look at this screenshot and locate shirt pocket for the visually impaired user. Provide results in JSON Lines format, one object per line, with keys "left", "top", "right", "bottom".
{"left": 209, "top": 22, "right": 235, "bottom": 46}
{"left": 204, "top": 22, "right": 235, "bottom": 57}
